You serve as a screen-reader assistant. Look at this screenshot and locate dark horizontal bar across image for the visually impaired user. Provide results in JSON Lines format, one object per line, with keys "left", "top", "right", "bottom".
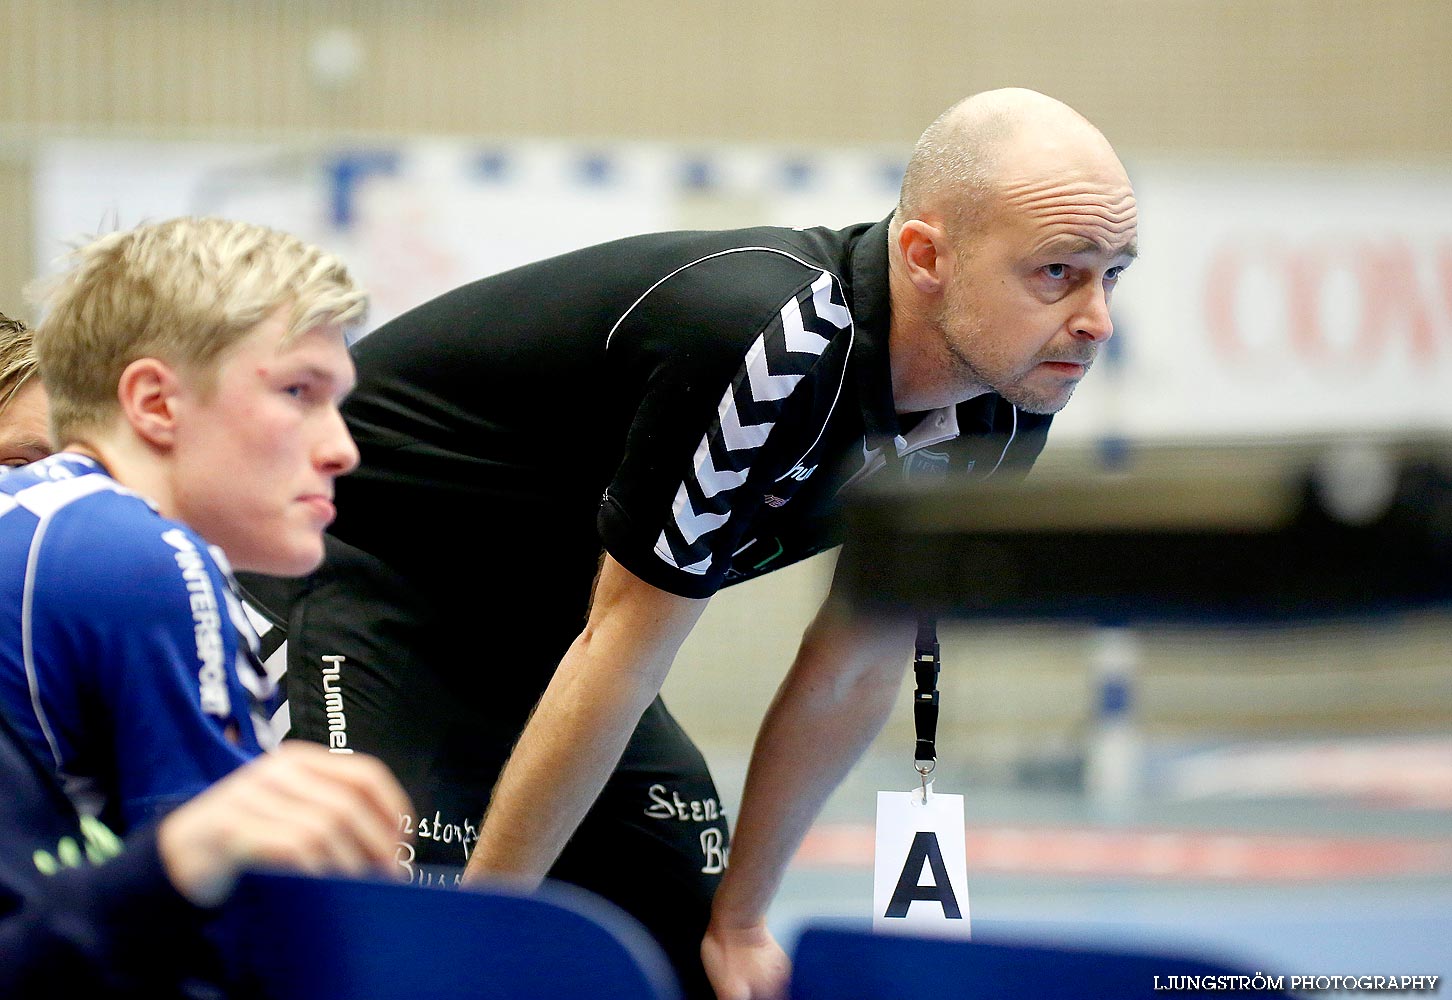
{"left": 836, "top": 437, "right": 1452, "bottom": 626}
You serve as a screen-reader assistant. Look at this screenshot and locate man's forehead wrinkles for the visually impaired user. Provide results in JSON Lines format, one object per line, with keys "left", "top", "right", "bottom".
{"left": 1025, "top": 210, "right": 1139, "bottom": 251}
{"left": 1015, "top": 198, "right": 1138, "bottom": 225}
{"left": 1032, "top": 208, "right": 1139, "bottom": 229}
{"left": 1001, "top": 180, "right": 1136, "bottom": 213}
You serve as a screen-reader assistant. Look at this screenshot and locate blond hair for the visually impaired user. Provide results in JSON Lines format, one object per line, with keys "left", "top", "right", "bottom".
{"left": 33, "top": 217, "right": 368, "bottom": 442}
{"left": 0, "top": 312, "right": 37, "bottom": 416}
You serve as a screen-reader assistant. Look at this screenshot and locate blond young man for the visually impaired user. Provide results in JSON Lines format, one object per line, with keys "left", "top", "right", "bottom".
{"left": 0, "top": 220, "right": 411, "bottom": 997}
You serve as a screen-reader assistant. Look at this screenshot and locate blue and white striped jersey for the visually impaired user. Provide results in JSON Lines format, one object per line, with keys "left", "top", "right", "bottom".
{"left": 0, "top": 454, "right": 279, "bottom": 834}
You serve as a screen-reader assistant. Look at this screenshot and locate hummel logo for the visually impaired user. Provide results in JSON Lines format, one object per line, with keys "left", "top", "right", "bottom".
{"left": 320, "top": 655, "right": 352, "bottom": 755}
{"left": 784, "top": 462, "right": 817, "bottom": 482}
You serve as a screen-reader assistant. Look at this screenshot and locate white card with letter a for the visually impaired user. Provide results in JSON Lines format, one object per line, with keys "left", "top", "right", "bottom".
{"left": 872, "top": 784, "right": 971, "bottom": 938}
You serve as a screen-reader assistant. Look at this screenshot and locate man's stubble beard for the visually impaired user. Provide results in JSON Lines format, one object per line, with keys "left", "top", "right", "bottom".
{"left": 937, "top": 309, "right": 1079, "bottom": 416}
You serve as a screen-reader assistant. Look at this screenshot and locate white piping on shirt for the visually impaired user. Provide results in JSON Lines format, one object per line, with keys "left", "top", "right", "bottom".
{"left": 604, "top": 244, "right": 856, "bottom": 486}
{"left": 606, "top": 245, "right": 840, "bottom": 351}
{"left": 986, "top": 405, "right": 1019, "bottom": 478}
{"left": 22, "top": 512, "right": 66, "bottom": 772}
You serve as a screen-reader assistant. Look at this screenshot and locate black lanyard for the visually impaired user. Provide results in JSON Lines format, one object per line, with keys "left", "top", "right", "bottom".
{"left": 913, "top": 615, "right": 940, "bottom": 778}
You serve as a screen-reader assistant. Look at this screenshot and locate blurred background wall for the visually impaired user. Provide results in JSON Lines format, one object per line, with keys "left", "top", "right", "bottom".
{"left": 4, "top": 0, "right": 1450, "bottom": 315}
{"left": 3, "top": 0, "right": 1450, "bottom": 800}
{"left": 3, "top": 0, "right": 1448, "bottom": 152}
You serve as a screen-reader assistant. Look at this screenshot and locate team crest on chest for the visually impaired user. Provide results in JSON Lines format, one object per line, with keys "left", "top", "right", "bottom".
{"left": 901, "top": 448, "right": 953, "bottom": 478}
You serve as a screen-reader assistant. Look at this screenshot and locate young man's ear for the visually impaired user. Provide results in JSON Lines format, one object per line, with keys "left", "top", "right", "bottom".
{"left": 116, "top": 358, "right": 182, "bottom": 449}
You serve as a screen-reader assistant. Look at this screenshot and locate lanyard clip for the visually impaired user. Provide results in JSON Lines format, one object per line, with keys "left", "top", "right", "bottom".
{"left": 913, "top": 617, "right": 940, "bottom": 803}
{"left": 916, "top": 759, "right": 935, "bottom": 803}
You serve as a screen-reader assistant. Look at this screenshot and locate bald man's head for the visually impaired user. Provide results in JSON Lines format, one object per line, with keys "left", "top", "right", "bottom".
{"left": 895, "top": 88, "right": 1125, "bottom": 238}
{"left": 885, "top": 88, "right": 1137, "bottom": 415}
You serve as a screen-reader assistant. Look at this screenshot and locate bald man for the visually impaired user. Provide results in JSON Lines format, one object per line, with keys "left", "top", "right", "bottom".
{"left": 235, "top": 88, "right": 1137, "bottom": 999}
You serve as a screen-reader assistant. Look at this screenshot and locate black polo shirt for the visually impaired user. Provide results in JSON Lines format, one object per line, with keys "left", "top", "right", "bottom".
{"left": 330, "top": 216, "right": 1051, "bottom": 608}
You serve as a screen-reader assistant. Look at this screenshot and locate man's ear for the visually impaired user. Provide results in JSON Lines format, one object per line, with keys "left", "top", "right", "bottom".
{"left": 116, "top": 358, "right": 182, "bottom": 449}
{"left": 897, "top": 219, "right": 950, "bottom": 295}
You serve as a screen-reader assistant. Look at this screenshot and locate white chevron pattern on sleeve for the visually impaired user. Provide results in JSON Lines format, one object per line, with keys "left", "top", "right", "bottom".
{"left": 781, "top": 295, "right": 831, "bottom": 356}
{"left": 691, "top": 436, "right": 750, "bottom": 498}
{"left": 719, "top": 392, "right": 774, "bottom": 452}
{"left": 810, "top": 270, "right": 852, "bottom": 330}
{"left": 651, "top": 263, "right": 852, "bottom": 577}
{"left": 669, "top": 486, "right": 732, "bottom": 546}
{"left": 653, "top": 542, "right": 715, "bottom": 575}
{"left": 744, "top": 334, "right": 805, "bottom": 403}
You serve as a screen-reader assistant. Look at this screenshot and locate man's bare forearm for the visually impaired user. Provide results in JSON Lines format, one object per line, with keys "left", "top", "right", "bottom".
{"left": 463, "top": 557, "right": 706, "bottom": 883}
{"left": 463, "top": 629, "right": 670, "bottom": 881}
{"left": 711, "top": 604, "right": 914, "bottom": 927}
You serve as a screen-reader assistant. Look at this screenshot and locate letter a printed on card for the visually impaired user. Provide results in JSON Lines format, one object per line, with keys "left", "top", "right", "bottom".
{"left": 873, "top": 785, "right": 971, "bottom": 938}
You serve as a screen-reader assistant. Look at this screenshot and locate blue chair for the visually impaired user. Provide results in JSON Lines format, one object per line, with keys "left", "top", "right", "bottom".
{"left": 221, "top": 870, "right": 681, "bottom": 1000}
{"left": 789, "top": 924, "right": 1293, "bottom": 1000}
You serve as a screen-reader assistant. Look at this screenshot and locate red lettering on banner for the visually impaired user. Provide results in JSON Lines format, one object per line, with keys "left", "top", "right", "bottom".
{"left": 1204, "top": 244, "right": 1246, "bottom": 361}
{"left": 1206, "top": 236, "right": 1450, "bottom": 368}
{"left": 1283, "top": 246, "right": 1374, "bottom": 362}
{"left": 1362, "top": 241, "right": 1436, "bottom": 363}
{"left": 1439, "top": 243, "right": 1452, "bottom": 328}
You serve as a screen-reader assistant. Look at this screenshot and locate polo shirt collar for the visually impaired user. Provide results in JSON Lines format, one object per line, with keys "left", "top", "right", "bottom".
{"left": 846, "top": 214, "right": 900, "bottom": 448}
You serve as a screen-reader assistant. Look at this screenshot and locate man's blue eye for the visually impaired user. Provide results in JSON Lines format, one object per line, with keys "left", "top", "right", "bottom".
{"left": 1044, "top": 263, "right": 1069, "bottom": 279}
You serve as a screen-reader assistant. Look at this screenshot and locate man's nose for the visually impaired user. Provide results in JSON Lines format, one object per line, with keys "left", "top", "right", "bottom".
{"left": 316, "top": 406, "right": 360, "bottom": 476}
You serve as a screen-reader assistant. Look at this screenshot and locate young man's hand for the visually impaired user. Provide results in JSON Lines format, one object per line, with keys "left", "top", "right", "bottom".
{"left": 158, "top": 740, "right": 412, "bottom": 907}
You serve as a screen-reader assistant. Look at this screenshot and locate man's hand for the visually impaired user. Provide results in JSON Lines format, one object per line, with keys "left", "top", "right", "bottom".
{"left": 701, "top": 594, "right": 915, "bottom": 999}
{"left": 701, "top": 918, "right": 790, "bottom": 1000}
{"left": 157, "top": 740, "right": 413, "bottom": 907}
